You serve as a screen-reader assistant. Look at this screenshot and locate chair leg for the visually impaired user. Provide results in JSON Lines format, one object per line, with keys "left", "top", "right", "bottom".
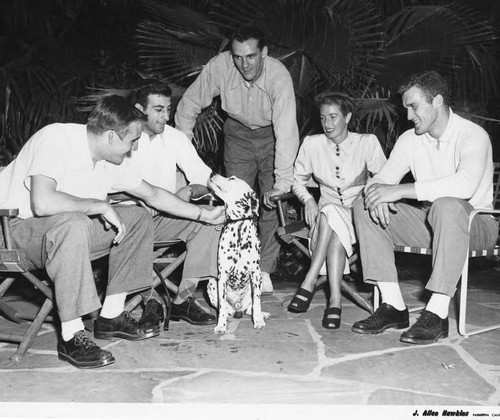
{"left": 341, "top": 280, "right": 373, "bottom": 313}
{"left": 12, "top": 297, "right": 53, "bottom": 362}
{"left": 124, "top": 251, "right": 186, "bottom": 313}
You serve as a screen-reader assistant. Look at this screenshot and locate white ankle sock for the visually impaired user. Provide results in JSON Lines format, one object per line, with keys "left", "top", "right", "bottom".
{"left": 377, "top": 282, "right": 406, "bottom": 310}
{"left": 425, "top": 293, "right": 450, "bottom": 319}
{"left": 100, "top": 293, "right": 127, "bottom": 319}
{"left": 61, "top": 318, "right": 85, "bottom": 342}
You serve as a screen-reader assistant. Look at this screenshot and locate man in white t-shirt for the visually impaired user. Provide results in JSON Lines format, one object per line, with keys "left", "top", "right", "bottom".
{"left": 0, "top": 95, "right": 224, "bottom": 369}
{"left": 351, "top": 71, "right": 498, "bottom": 345}
{"left": 125, "top": 82, "right": 221, "bottom": 326}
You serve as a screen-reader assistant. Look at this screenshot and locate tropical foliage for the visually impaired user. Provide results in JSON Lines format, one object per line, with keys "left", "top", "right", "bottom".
{"left": 135, "top": 0, "right": 500, "bottom": 156}
{"left": 0, "top": 0, "right": 141, "bottom": 165}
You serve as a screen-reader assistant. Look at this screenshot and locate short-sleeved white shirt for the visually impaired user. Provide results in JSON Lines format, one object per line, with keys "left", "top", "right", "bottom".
{"left": 121, "top": 125, "right": 212, "bottom": 193}
{"left": 0, "top": 123, "right": 142, "bottom": 219}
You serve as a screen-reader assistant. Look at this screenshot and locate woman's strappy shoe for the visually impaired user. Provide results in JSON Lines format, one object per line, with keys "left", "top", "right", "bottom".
{"left": 322, "top": 307, "right": 341, "bottom": 329}
{"left": 288, "top": 287, "right": 315, "bottom": 313}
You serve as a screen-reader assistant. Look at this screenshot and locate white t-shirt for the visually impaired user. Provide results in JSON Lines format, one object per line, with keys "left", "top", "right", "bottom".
{"left": 0, "top": 123, "right": 142, "bottom": 219}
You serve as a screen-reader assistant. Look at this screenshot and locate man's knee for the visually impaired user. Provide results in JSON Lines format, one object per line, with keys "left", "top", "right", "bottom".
{"left": 118, "top": 206, "right": 154, "bottom": 230}
{"left": 428, "top": 197, "right": 469, "bottom": 224}
{"left": 51, "top": 212, "right": 93, "bottom": 237}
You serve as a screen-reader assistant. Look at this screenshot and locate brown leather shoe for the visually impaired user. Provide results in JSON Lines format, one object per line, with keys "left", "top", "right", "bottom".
{"left": 400, "top": 310, "right": 448, "bottom": 345}
{"left": 352, "top": 303, "right": 409, "bottom": 334}
{"left": 58, "top": 331, "right": 115, "bottom": 369}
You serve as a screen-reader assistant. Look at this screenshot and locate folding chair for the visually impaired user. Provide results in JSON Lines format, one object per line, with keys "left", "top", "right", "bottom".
{"left": 372, "top": 162, "right": 500, "bottom": 338}
{"left": 271, "top": 191, "right": 374, "bottom": 314}
{"left": 0, "top": 208, "right": 55, "bottom": 362}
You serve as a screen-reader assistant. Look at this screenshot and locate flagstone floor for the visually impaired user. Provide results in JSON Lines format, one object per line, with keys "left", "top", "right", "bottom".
{"left": 0, "top": 255, "right": 499, "bottom": 419}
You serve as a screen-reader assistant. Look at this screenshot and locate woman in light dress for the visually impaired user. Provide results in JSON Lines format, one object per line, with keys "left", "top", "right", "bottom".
{"left": 288, "top": 91, "right": 386, "bottom": 329}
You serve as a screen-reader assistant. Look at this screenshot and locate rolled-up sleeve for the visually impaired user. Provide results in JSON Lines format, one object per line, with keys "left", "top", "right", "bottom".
{"left": 271, "top": 79, "right": 300, "bottom": 192}
{"left": 175, "top": 56, "right": 222, "bottom": 140}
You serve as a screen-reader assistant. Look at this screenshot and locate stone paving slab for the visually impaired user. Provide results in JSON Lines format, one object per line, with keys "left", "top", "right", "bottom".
{"left": 0, "top": 272, "right": 499, "bottom": 412}
{"left": 321, "top": 345, "right": 496, "bottom": 403}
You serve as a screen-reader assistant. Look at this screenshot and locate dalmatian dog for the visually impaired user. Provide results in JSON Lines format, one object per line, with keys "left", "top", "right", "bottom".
{"left": 207, "top": 173, "right": 270, "bottom": 334}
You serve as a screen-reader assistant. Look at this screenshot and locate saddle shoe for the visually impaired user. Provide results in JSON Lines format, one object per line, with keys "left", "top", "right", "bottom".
{"left": 170, "top": 297, "right": 216, "bottom": 325}
{"left": 400, "top": 310, "right": 449, "bottom": 345}
{"left": 94, "top": 311, "right": 159, "bottom": 340}
{"left": 58, "top": 330, "right": 115, "bottom": 369}
{"left": 352, "top": 302, "right": 409, "bottom": 334}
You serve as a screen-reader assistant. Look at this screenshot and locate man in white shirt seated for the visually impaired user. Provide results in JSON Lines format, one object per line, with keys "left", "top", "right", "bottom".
{"left": 123, "top": 82, "right": 222, "bottom": 326}
{"left": 351, "top": 71, "right": 498, "bottom": 345}
{"left": 0, "top": 95, "right": 224, "bottom": 369}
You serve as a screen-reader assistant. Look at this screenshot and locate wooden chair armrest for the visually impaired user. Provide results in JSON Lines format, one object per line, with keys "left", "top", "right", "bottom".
{"left": 1, "top": 208, "right": 19, "bottom": 250}
{"left": 270, "top": 192, "right": 296, "bottom": 204}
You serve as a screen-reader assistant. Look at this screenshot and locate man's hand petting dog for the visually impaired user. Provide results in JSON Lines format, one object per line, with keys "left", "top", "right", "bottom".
{"left": 196, "top": 205, "right": 225, "bottom": 225}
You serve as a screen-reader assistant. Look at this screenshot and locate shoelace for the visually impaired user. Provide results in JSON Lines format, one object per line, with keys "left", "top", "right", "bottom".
{"left": 186, "top": 298, "right": 204, "bottom": 315}
{"left": 123, "top": 312, "right": 137, "bottom": 325}
{"left": 415, "top": 312, "right": 434, "bottom": 328}
{"left": 145, "top": 299, "right": 162, "bottom": 317}
{"left": 74, "top": 332, "right": 96, "bottom": 349}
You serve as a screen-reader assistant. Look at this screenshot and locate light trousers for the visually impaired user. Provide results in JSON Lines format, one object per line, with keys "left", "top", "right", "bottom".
{"left": 224, "top": 117, "right": 280, "bottom": 273}
{"left": 10, "top": 206, "right": 154, "bottom": 322}
{"left": 353, "top": 196, "right": 498, "bottom": 297}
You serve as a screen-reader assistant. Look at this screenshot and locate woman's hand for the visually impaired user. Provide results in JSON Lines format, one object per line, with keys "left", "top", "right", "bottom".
{"left": 304, "top": 198, "right": 319, "bottom": 228}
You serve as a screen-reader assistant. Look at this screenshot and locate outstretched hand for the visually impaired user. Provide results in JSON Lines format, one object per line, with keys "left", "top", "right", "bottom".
{"left": 199, "top": 205, "right": 226, "bottom": 225}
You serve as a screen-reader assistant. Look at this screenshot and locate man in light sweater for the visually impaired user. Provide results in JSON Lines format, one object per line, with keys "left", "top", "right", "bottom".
{"left": 352, "top": 71, "right": 498, "bottom": 344}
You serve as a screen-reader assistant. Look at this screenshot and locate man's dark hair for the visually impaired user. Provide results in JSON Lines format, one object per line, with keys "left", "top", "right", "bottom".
{"left": 398, "top": 71, "right": 450, "bottom": 106}
{"left": 130, "top": 81, "right": 173, "bottom": 108}
{"left": 314, "top": 91, "right": 355, "bottom": 117}
{"left": 230, "top": 25, "right": 267, "bottom": 50}
{"left": 87, "top": 95, "right": 147, "bottom": 137}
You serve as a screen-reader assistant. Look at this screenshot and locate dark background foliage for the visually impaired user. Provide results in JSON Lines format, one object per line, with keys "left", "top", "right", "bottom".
{"left": 1, "top": 0, "right": 500, "bottom": 168}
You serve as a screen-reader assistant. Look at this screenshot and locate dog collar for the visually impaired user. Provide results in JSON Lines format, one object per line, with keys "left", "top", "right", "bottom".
{"left": 225, "top": 216, "right": 256, "bottom": 224}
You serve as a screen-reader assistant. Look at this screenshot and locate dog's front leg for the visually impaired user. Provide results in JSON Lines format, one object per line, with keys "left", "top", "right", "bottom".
{"left": 251, "top": 271, "right": 269, "bottom": 329}
{"left": 214, "top": 273, "right": 230, "bottom": 335}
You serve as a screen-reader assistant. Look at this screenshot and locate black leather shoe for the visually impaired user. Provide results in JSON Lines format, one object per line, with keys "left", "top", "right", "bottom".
{"left": 400, "top": 310, "right": 449, "bottom": 345}
{"left": 94, "top": 311, "right": 159, "bottom": 340}
{"left": 58, "top": 331, "right": 115, "bottom": 369}
{"left": 352, "top": 302, "right": 409, "bottom": 334}
{"left": 170, "top": 297, "right": 216, "bottom": 325}
{"left": 138, "top": 296, "right": 164, "bottom": 334}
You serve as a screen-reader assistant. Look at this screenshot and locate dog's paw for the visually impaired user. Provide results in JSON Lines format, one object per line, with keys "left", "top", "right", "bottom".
{"left": 214, "top": 324, "right": 227, "bottom": 335}
{"left": 253, "top": 317, "right": 266, "bottom": 330}
{"left": 262, "top": 311, "right": 271, "bottom": 320}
